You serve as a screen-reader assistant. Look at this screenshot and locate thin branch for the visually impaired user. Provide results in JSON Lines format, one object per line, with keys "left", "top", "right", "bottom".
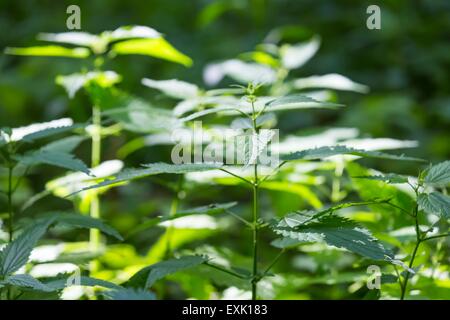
{"left": 259, "top": 161, "right": 287, "bottom": 184}
{"left": 423, "top": 233, "right": 450, "bottom": 242}
{"left": 12, "top": 166, "right": 29, "bottom": 193}
{"left": 203, "top": 262, "right": 248, "bottom": 279}
{"left": 383, "top": 201, "right": 414, "bottom": 217}
{"left": 220, "top": 168, "right": 253, "bottom": 185}
{"left": 262, "top": 249, "right": 285, "bottom": 277}
{"left": 225, "top": 209, "right": 253, "bottom": 227}
{"left": 393, "top": 264, "right": 404, "bottom": 289}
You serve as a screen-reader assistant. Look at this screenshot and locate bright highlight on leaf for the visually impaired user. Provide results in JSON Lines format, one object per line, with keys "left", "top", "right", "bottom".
{"left": 4, "top": 46, "right": 90, "bottom": 58}
{"left": 111, "top": 38, "right": 193, "bottom": 67}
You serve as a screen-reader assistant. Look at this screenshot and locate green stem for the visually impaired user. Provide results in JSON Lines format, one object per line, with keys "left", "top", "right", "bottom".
{"left": 7, "top": 166, "right": 13, "bottom": 243}
{"left": 400, "top": 239, "right": 421, "bottom": 300}
{"left": 251, "top": 98, "right": 259, "bottom": 300}
{"left": 400, "top": 204, "right": 421, "bottom": 300}
{"left": 251, "top": 178, "right": 259, "bottom": 300}
{"left": 89, "top": 105, "right": 102, "bottom": 270}
{"left": 423, "top": 233, "right": 450, "bottom": 242}
{"left": 331, "top": 158, "right": 344, "bottom": 202}
{"left": 164, "top": 176, "right": 183, "bottom": 259}
{"left": 262, "top": 249, "right": 285, "bottom": 277}
{"left": 203, "top": 262, "right": 248, "bottom": 279}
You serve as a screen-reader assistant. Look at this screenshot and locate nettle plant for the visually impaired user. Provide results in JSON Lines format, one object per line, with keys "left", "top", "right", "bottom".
{"left": 0, "top": 121, "right": 125, "bottom": 299}
{"left": 3, "top": 28, "right": 448, "bottom": 300}
{"left": 6, "top": 25, "right": 192, "bottom": 266}
{"left": 78, "top": 82, "right": 435, "bottom": 300}
{"left": 356, "top": 163, "right": 450, "bottom": 299}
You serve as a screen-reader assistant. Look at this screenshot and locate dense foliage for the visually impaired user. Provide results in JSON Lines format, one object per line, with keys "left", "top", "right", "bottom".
{"left": 0, "top": 1, "right": 449, "bottom": 300}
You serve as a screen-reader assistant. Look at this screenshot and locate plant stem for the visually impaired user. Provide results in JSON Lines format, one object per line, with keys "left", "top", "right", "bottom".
{"left": 400, "top": 204, "right": 421, "bottom": 300}
{"left": 251, "top": 176, "right": 259, "bottom": 300}
{"left": 7, "top": 166, "right": 14, "bottom": 243}
{"left": 164, "top": 177, "right": 183, "bottom": 259}
{"left": 250, "top": 97, "right": 259, "bottom": 300}
{"left": 262, "top": 249, "right": 285, "bottom": 277}
{"left": 203, "top": 262, "right": 248, "bottom": 279}
{"left": 89, "top": 105, "right": 102, "bottom": 270}
{"left": 331, "top": 158, "right": 344, "bottom": 202}
{"left": 423, "top": 233, "right": 450, "bottom": 242}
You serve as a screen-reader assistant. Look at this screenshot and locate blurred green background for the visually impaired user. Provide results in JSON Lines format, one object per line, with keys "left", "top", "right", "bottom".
{"left": 0, "top": 0, "right": 449, "bottom": 299}
{"left": 1, "top": 0, "right": 449, "bottom": 163}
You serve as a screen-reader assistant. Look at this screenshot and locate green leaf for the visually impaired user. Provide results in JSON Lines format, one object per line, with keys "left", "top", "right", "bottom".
{"left": 45, "top": 275, "right": 122, "bottom": 291}
{"left": 125, "top": 255, "right": 207, "bottom": 289}
{"left": 424, "top": 161, "right": 450, "bottom": 186}
{"left": 4, "top": 46, "right": 90, "bottom": 58}
{"left": 87, "top": 86, "right": 180, "bottom": 133}
{"left": 127, "top": 202, "right": 237, "bottom": 237}
{"left": 74, "top": 163, "right": 222, "bottom": 194}
{"left": 179, "top": 95, "right": 339, "bottom": 121}
{"left": 293, "top": 73, "right": 369, "bottom": 93}
{"left": 273, "top": 200, "right": 391, "bottom": 228}
{"left": 4, "top": 118, "right": 78, "bottom": 143}
{"left": 0, "top": 219, "right": 55, "bottom": 276}
{"left": 111, "top": 38, "right": 192, "bottom": 67}
{"left": 37, "top": 32, "right": 100, "bottom": 48}
{"left": 265, "top": 94, "right": 342, "bottom": 111}
{"left": 240, "top": 51, "right": 280, "bottom": 68}
{"left": 142, "top": 78, "right": 199, "bottom": 99}
{"left": 104, "top": 25, "right": 161, "bottom": 42}
{"left": 56, "top": 71, "right": 121, "bottom": 98}
{"left": 353, "top": 173, "right": 409, "bottom": 184}
{"left": 272, "top": 215, "right": 391, "bottom": 260}
{"left": 281, "top": 145, "right": 424, "bottom": 162}
{"left": 40, "top": 136, "right": 85, "bottom": 153}
{"left": 17, "top": 150, "right": 90, "bottom": 174}
{"left": 103, "top": 288, "right": 156, "bottom": 300}
{"left": 1, "top": 274, "right": 54, "bottom": 292}
{"left": 418, "top": 192, "right": 450, "bottom": 218}
{"left": 280, "top": 36, "right": 320, "bottom": 69}
{"left": 54, "top": 213, "right": 123, "bottom": 240}
{"left": 0, "top": 213, "right": 122, "bottom": 276}
{"left": 204, "top": 59, "right": 277, "bottom": 86}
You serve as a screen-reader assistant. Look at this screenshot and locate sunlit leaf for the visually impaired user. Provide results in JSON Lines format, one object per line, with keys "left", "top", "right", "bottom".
{"left": 142, "top": 78, "right": 199, "bottom": 99}
{"left": 293, "top": 73, "right": 369, "bottom": 93}
{"left": 56, "top": 71, "right": 121, "bottom": 98}
{"left": 281, "top": 145, "right": 424, "bottom": 162}
{"left": 240, "top": 51, "right": 280, "bottom": 68}
{"left": 203, "top": 59, "right": 277, "bottom": 86}
{"left": 106, "top": 25, "right": 161, "bottom": 42}
{"left": 265, "top": 94, "right": 343, "bottom": 111}
{"left": 38, "top": 32, "right": 100, "bottom": 48}
{"left": 111, "top": 38, "right": 192, "bottom": 67}
{"left": 418, "top": 192, "right": 450, "bottom": 219}
{"left": 424, "top": 161, "right": 450, "bottom": 186}
{"left": 3, "top": 118, "right": 75, "bottom": 143}
{"left": 5, "top": 46, "right": 90, "bottom": 58}
{"left": 73, "top": 163, "right": 223, "bottom": 194}
{"left": 280, "top": 36, "right": 320, "bottom": 70}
